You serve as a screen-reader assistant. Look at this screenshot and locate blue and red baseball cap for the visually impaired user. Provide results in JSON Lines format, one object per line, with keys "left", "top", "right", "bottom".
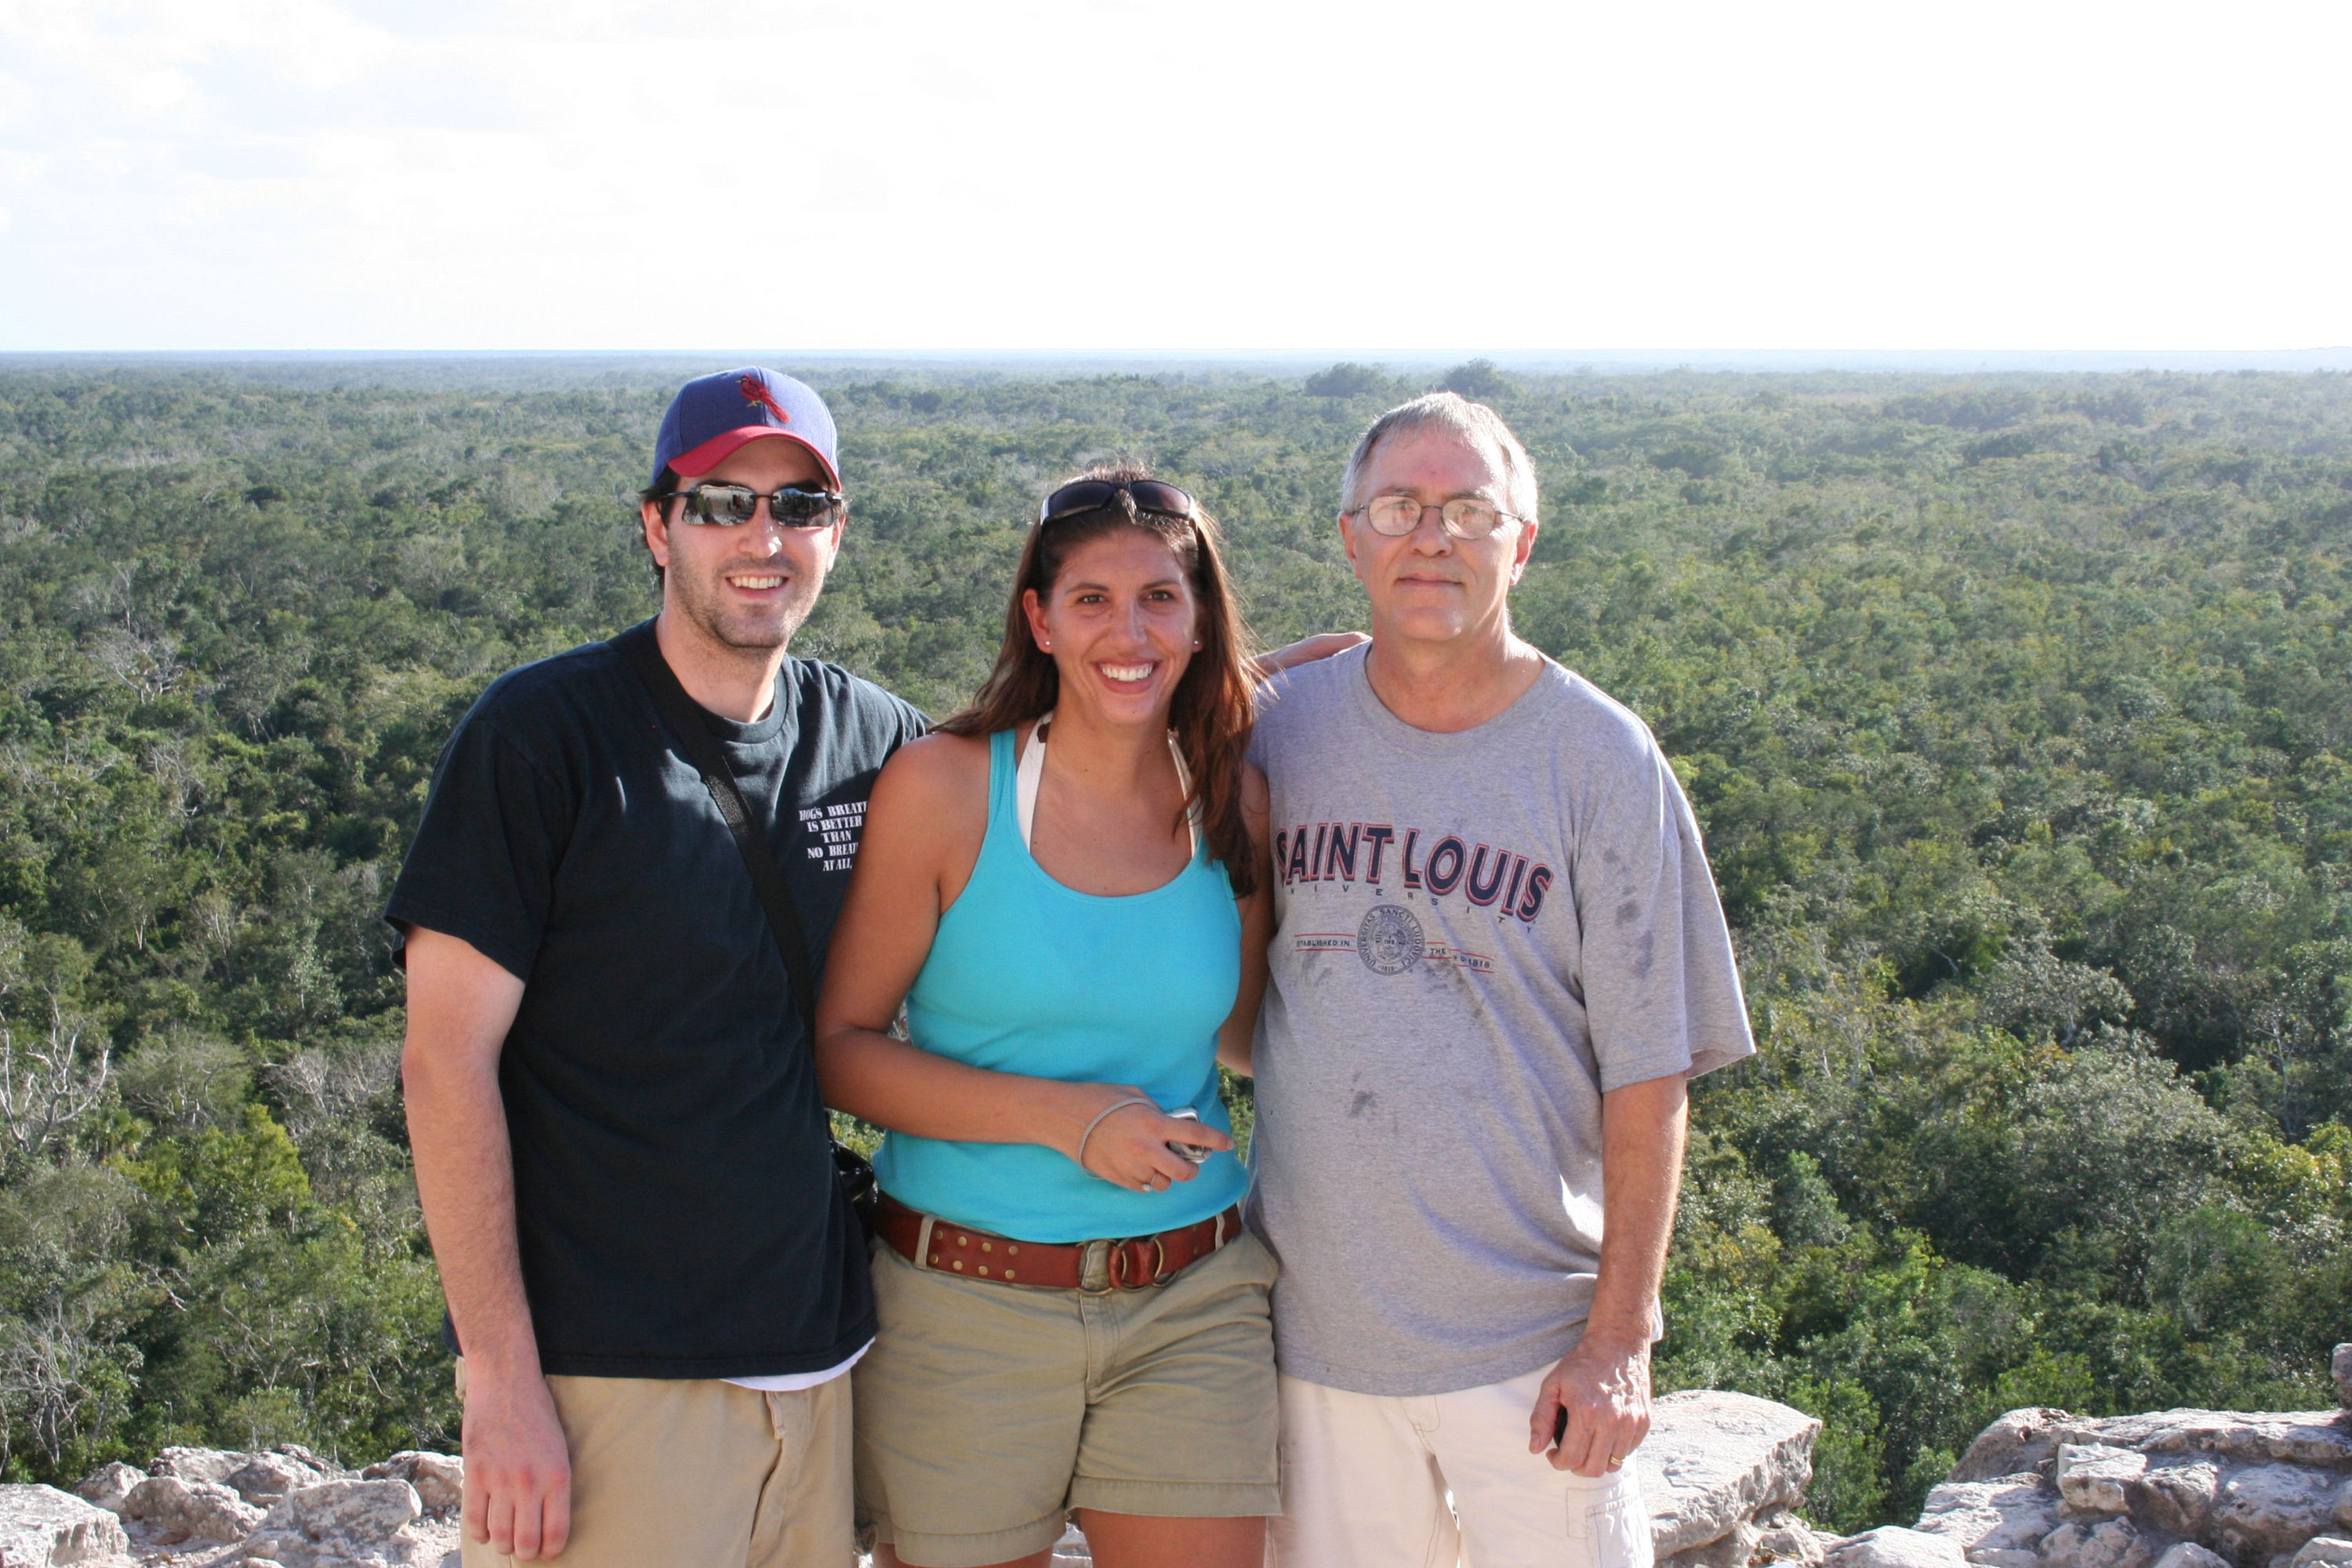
{"left": 651, "top": 367, "right": 840, "bottom": 491}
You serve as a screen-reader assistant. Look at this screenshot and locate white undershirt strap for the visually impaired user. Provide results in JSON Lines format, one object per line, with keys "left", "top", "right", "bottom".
{"left": 1014, "top": 717, "right": 1049, "bottom": 848}
{"left": 1016, "top": 714, "right": 1198, "bottom": 856}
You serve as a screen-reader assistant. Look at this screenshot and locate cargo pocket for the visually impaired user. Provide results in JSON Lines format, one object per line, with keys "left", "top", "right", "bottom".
{"left": 1566, "top": 1470, "right": 1653, "bottom": 1568}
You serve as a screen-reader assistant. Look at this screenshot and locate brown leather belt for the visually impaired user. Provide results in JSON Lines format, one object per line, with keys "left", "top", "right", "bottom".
{"left": 876, "top": 1193, "right": 1243, "bottom": 1292}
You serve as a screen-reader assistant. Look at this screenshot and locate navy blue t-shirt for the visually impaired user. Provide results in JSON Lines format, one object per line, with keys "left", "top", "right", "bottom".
{"left": 387, "top": 621, "right": 926, "bottom": 1378}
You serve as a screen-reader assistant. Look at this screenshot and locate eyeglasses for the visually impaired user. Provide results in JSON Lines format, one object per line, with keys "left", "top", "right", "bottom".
{"left": 1038, "top": 479, "right": 1198, "bottom": 526}
{"left": 1346, "top": 495, "right": 1525, "bottom": 540}
{"left": 673, "top": 483, "right": 844, "bottom": 528}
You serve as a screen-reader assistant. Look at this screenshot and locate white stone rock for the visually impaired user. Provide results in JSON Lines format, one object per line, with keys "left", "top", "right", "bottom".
{"left": 2131, "top": 1459, "right": 2222, "bottom": 1540}
{"left": 224, "top": 1453, "right": 328, "bottom": 1508}
{"left": 358, "top": 1454, "right": 462, "bottom": 1514}
{"left": 2057, "top": 1447, "right": 2147, "bottom": 1517}
{"left": 0, "top": 1484, "right": 133, "bottom": 1566}
{"left": 2150, "top": 1544, "right": 2230, "bottom": 1568}
{"left": 2332, "top": 1345, "right": 2350, "bottom": 1412}
{"left": 145, "top": 1447, "right": 249, "bottom": 1488}
{"left": 2038, "top": 1518, "right": 2154, "bottom": 1568}
{"left": 1759, "top": 1509, "right": 1833, "bottom": 1567}
{"left": 2104, "top": 1413, "right": 2352, "bottom": 1469}
{"left": 121, "top": 1475, "right": 263, "bottom": 1543}
{"left": 2289, "top": 1538, "right": 2352, "bottom": 1568}
{"left": 1968, "top": 1550, "right": 2043, "bottom": 1568}
{"left": 1828, "top": 1525, "right": 1970, "bottom": 1568}
{"left": 2336, "top": 1476, "right": 2352, "bottom": 1533}
{"left": 67, "top": 1464, "right": 143, "bottom": 1517}
{"left": 1639, "top": 1390, "right": 1823, "bottom": 1561}
{"left": 1679, "top": 1520, "right": 1769, "bottom": 1568}
{"left": 249, "top": 1478, "right": 425, "bottom": 1566}
{"left": 1918, "top": 1474, "right": 2062, "bottom": 1565}
{"left": 2212, "top": 1463, "right": 2340, "bottom": 1564}
{"left": 1955, "top": 1412, "right": 2076, "bottom": 1485}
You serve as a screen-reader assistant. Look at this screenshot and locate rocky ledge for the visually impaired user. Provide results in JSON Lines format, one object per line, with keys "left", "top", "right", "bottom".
{"left": 0, "top": 1388, "right": 1831, "bottom": 1568}
{"left": 1831, "top": 1345, "right": 2352, "bottom": 1568}
{"left": 1645, "top": 1390, "right": 1831, "bottom": 1568}
{"left": 22, "top": 1348, "right": 2340, "bottom": 1568}
{"left": 0, "top": 1445, "right": 460, "bottom": 1568}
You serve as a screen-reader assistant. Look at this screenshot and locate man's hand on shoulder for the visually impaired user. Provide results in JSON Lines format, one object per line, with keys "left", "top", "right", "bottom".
{"left": 461, "top": 1359, "right": 572, "bottom": 1559}
{"left": 1252, "top": 630, "right": 1369, "bottom": 679}
{"left": 1529, "top": 1329, "right": 1653, "bottom": 1476}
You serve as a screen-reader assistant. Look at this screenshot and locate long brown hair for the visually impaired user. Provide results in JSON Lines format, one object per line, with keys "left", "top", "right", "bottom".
{"left": 939, "top": 465, "right": 1260, "bottom": 897}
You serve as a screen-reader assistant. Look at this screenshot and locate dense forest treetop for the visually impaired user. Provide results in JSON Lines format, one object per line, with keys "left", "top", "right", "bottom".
{"left": 0, "top": 365, "right": 2345, "bottom": 1526}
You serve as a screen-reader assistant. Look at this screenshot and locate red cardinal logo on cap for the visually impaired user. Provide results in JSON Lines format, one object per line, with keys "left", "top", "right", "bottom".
{"left": 738, "top": 375, "right": 791, "bottom": 424}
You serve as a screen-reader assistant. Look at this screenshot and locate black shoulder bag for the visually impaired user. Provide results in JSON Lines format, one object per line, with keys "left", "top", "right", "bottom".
{"left": 614, "top": 621, "right": 880, "bottom": 1236}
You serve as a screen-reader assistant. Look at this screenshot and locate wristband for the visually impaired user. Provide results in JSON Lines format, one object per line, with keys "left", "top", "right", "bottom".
{"left": 1073, "top": 1096, "right": 1156, "bottom": 1178}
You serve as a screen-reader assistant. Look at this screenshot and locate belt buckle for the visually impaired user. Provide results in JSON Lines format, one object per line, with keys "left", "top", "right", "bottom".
{"left": 1087, "top": 1234, "right": 1175, "bottom": 1294}
{"left": 1101, "top": 1236, "right": 1167, "bottom": 1292}
{"left": 1112, "top": 1235, "right": 1167, "bottom": 1290}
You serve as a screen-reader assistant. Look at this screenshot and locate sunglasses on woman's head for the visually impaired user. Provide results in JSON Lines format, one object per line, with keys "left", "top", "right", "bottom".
{"left": 1037, "top": 479, "right": 1198, "bottom": 526}
{"left": 673, "top": 483, "right": 844, "bottom": 528}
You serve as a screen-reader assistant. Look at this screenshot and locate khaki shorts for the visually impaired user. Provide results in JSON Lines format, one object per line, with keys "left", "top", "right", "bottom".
{"left": 853, "top": 1230, "right": 1283, "bottom": 1568}
{"left": 455, "top": 1363, "right": 853, "bottom": 1568}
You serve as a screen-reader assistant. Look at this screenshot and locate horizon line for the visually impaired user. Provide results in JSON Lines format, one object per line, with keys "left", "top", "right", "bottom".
{"left": 5, "top": 347, "right": 2350, "bottom": 375}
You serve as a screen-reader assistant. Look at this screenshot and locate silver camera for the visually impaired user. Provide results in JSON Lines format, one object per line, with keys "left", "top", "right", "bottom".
{"left": 1163, "top": 1105, "right": 1211, "bottom": 1164}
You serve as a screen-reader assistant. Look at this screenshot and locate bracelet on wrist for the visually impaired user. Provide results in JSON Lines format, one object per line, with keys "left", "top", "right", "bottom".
{"left": 1073, "top": 1095, "right": 1155, "bottom": 1178}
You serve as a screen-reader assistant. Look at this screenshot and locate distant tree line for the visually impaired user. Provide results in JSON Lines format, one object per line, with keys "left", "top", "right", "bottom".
{"left": 0, "top": 363, "right": 2344, "bottom": 1530}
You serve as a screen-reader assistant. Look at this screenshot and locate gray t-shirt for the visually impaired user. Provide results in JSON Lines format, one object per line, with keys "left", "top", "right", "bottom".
{"left": 1246, "top": 644, "right": 1754, "bottom": 1396}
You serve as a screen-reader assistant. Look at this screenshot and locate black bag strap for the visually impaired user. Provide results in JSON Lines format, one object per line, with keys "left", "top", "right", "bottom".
{"left": 614, "top": 620, "right": 818, "bottom": 1036}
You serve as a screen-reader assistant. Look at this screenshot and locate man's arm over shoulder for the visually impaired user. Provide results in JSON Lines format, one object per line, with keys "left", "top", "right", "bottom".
{"left": 1246, "top": 637, "right": 1364, "bottom": 774}
{"left": 401, "top": 927, "right": 571, "bottom": 1560}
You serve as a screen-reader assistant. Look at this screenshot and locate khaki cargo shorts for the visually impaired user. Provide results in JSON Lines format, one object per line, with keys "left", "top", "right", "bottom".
{"left": 852, "top": 1229, "right": 1282, "bottom": 1568}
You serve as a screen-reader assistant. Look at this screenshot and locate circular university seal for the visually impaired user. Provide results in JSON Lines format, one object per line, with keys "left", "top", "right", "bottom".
{"left": 1358, "top": 904, "right": 1427, "bottom": 975}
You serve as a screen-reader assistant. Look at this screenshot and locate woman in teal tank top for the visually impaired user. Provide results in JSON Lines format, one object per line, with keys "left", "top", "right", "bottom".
{"left": 815, "top": 469, "right": 1279, "bottom": 1568}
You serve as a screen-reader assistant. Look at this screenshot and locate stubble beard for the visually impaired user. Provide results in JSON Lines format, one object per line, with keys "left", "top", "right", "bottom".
{"left": 669, "top": 561, "right": 820, "bottom": 655}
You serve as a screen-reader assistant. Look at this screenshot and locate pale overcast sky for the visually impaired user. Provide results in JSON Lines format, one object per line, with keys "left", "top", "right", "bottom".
{"left": 1, "top": 0, "right": 2344, "bottom": 354}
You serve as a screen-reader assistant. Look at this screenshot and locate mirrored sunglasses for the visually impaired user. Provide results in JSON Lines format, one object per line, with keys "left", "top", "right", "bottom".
{"left": 675, "top": 483, "right": 843, "bottom": 528}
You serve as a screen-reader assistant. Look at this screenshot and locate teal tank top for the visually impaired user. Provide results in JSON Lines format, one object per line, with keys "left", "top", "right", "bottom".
{"left": 873, "top": 727, "right": 1250, "bottom": 1241}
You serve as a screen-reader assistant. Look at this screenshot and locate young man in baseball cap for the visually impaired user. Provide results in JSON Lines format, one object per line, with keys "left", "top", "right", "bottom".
{"left": 392, "top": 368, "right": 925, "bottom": 1566}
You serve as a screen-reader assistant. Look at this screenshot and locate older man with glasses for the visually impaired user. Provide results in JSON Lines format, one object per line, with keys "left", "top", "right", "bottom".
{"left": 1241, "top": 393, "right": 1757, "bottom": 1567}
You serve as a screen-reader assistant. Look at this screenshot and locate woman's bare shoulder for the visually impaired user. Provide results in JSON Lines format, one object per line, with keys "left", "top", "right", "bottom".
{"left": 874, "top": 730, "right": 991, "bottom": 809}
